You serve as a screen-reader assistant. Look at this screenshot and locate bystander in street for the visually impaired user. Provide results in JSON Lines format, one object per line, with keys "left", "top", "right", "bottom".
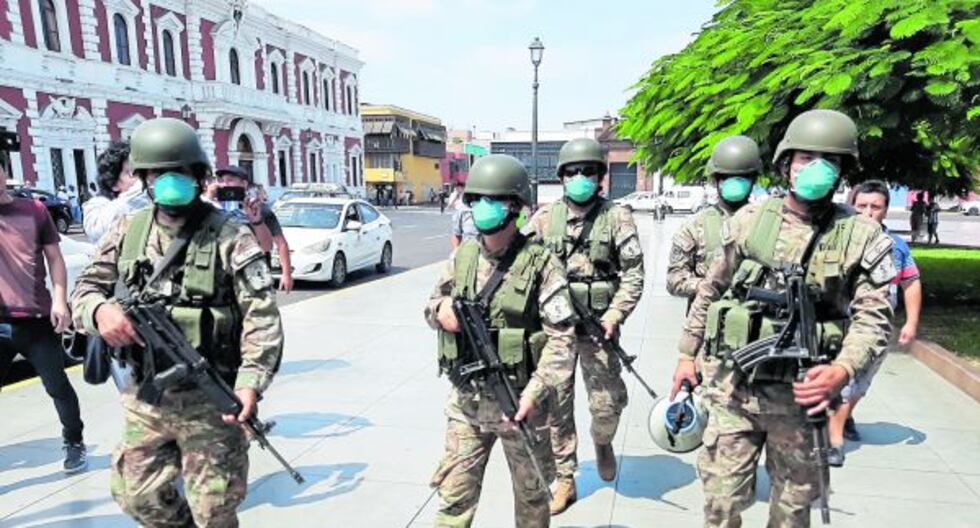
{"left": 82, "top": 141, "right": 150, "bottom": 244}
{"left": 927, "top": 198, "right": 941, "bottom": 244}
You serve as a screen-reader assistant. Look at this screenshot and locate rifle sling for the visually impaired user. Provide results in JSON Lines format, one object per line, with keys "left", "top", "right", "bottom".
{"left": 475, "top": 233, "right": 527, "bottom": 308}
{"left": 566, "top": 200, "right": 604, "bottom": 259}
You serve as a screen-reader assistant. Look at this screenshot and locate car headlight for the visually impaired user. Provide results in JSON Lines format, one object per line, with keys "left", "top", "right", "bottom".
{"left": 300, "top": 239, "right": 332, "bottom": 254}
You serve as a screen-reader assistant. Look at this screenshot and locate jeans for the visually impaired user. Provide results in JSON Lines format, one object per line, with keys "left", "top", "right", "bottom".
{"left": 0, "top": 318, "right": 84, "bottom": 443}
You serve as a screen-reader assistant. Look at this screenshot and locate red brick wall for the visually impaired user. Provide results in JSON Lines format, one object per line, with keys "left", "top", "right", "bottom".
{"left": 18, "top": 0, "right": 35, "bottom": 48}
{"left": 65, "top": 0, "right": 83, "bottom": 58}
{"left": 0, "top": 86, "right": 33, "bottom": 183}
{"left": 105, "top": 101, "right": 153, "bottom": 140}
{"left": 200, "top": 18, "right": 215, "bottom": 80}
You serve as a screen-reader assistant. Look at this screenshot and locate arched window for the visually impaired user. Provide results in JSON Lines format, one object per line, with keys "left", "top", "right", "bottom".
{"left": 302, "top": 72, "right": 311, "bottom": 106}
{"left": 270, "top": 63, "right": 279, "bottom": 94}
{"left": 237, "top": 135, "right": 254, "bottom": 178}
{"left": 323, "top": 79, "right": 330, "bottom": 110}
{"left": 113, "top": 14, "right": 130, "bottom": 65}
{"left": 229, "top": 49, "right": 241, "bottom": 85}
{"left": 162, "top": 30, "right": 176, "bottom": 76}
{"left": 39, "top": 0, "right": 61, "bottom": 52}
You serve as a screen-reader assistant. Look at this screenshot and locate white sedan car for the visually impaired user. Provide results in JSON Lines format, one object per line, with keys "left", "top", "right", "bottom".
{"left": 272, "top": 198, "right": 393, "bottom": 286}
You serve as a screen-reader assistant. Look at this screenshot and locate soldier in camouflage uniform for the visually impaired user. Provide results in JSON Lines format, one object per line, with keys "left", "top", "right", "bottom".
{"left": 426, "top": 154, "right": 576, "bottom": 528}
{"left": 71, "top": 118, "right": 283, "bottom": 527}
{"left": 524, "top": 138, "right": 645, "bottom": 515}
{"left": 667, "top": 135, "right": 762, "bottom": 390}
{"left": 671, "top": 110, "right": 895, "bottom": 527}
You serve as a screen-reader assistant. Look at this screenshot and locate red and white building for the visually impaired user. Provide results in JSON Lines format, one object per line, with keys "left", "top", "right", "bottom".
{"left": 0, "top": 0, "right": 364, "bottom": 195}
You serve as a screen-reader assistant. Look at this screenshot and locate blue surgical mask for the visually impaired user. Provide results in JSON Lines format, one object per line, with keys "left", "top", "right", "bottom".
{"left": 471, "top": 197, "right": 510, "bottom": 234}
{"left": 719, "top": 176, "right": 753, "bottom": 203}
{"left": 564, "top": 175, "right": 598, "bottom": 204}
{"left": 152, "top": 172, "right": 198, "bottom": 207}
{"left": 793, "top": 159, "right": 839, "bottom": 202}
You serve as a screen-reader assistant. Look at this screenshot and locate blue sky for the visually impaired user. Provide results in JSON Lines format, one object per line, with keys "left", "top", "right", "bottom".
{"left": 252, "top": 0, "right": 719, "bottom": 131}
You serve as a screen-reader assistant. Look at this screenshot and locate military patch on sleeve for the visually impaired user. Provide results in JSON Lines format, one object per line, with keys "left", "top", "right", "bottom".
{"left": 538, "top": 277, "right": 568, "bottom": 305}
{"left": 618, "top": 236, "right": 643, "bottom": 261}
{"left": 243, "top": 259, "right": 274, "bottom": 291}
{"left": 868, "top": 253, "right": 897, "bottom": 287}
{"left": 541, "top": 291, "right": 575, "bottom": 325}
{"left": 861, "top": 233, "right": 894, "bottom": 270}
{"left": 232, "top": 244, "right": 265, "bottom": 271}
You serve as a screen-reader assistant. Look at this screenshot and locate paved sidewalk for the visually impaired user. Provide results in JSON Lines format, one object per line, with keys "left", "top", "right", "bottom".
{"left": 2, "top": 216, "right": 979, "bottom": 527}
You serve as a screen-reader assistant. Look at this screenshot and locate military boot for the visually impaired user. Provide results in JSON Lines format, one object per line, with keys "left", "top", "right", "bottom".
{"left": 596, "top": 443, "right": 617, "bottom": 481}
{"left": 549, "top": 477, "right": 577, "bottom": 515}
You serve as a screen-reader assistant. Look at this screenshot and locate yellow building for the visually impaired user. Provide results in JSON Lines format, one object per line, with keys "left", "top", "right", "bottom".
{"left": 361, "top": 104, "right": 447, "bottom": 205}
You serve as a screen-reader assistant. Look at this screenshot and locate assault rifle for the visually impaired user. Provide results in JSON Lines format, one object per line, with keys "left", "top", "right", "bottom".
{"left": 565, "top": 285, "right": 658, "bottom": 400}
{"left": 452, "top": 298, "right": 553, "bottom": 501}
{"left": 729, "top": 263, "right": 832, "bottom": 524}
{"left": 121, "top": 300, "right": 305, "bottom": 484}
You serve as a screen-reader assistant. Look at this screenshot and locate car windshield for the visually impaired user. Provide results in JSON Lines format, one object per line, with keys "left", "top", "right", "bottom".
{"left": 276, "top": 203, "right": 344, "bottom": 229}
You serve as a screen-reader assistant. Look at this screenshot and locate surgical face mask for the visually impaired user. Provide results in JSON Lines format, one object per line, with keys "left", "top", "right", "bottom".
{"left": 470, "top": 197, "right": 511, "bottom": 234}
{"left": 793, "top": 158, "right": 839, "bottom": 202}
{"left": 564, "top": 175, "right": 598, "bottom": 204}
{"left": 719, "top": 176, "right": 753, "bottom": 203}
{"left": 152, "top": 172, "right": 199, "bottom": 216}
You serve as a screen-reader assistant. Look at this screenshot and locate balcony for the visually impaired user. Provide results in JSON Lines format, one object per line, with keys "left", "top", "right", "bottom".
{"left": 192, "top": 82, "right": 286, "bottom": 117}
{"left": 364, "top": 136, "right": 409, "bottom": 154}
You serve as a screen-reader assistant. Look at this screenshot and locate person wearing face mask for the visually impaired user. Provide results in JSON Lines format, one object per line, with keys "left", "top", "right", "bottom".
{"left": 670, "top": 109, "right": 895, "bottom": 527}
{"left": 523, "top": 137, "right": 645, "bottom": 515}
{"left": 426, "top": 154, "right": 576, "bottom": 527}
{"left": 70, "top": 118, "right": 283, "bottom": 527}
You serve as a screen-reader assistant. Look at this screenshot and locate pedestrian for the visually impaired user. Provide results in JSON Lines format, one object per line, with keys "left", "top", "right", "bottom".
{"left": 449, "top": 200, "right": 478, "bottom": 249}
{"left": 214, "top": 166, "right": 293, "bottom": 292}
{"left": 439, "top": 186, "right": 447, "bottom": 214}
{"left": 524, "top": 137, "right": 645, "bottom": 515}
{"left": 910, "top": 192, "right": 926, "bottom": 243}
{"left": 672, "top": 109, "right": 894, "bottom": 527}
{"left": 66, "top": 185, "right": 80, "bottom": 223}
{"left": 0, "top": 164, "right": 87, "bottom": 474}
{"left": 83, "top": 141, "right": 151, "bottom": 245}
{"left": 827, "top": 180, "right": 922, "bottom": 465}
{"left": 426, "top": 154, "right": 575, "bottom": 527}
{"left": 70, "top": 118, "right": 283, "bottom": 527}
{"left": 927, "top": 197, "right": 940, "bottom": 244}
{"left": 667, "top": 135, "right": 762, "bottom": 387}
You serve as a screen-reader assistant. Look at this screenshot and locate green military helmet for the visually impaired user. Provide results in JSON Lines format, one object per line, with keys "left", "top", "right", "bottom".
{"left": 557, "top": 137, "right": 607, "bottom": 176}
{"left": 464, "top": 154, "right": 532, "bottom": 205}
{"left": 772, "top": 109, "right": 859, "bottom": 165}
{"left": 129, "top": 117, "right": 210, "bottom": 171}
{"left": 705, "top": 135, "right": 763, "bottom": 177}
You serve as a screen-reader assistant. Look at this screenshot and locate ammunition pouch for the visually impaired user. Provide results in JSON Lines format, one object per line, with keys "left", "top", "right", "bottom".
{"left": 569, "top": 280, "right": 615, "bottom": 315}
{"left": 438, "top": 327, "right": 546, "bottom": 390}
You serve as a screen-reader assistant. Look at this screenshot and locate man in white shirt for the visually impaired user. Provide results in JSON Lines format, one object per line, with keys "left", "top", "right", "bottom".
{"left": 83, "top": 141, "right": 150, "bottom": 244}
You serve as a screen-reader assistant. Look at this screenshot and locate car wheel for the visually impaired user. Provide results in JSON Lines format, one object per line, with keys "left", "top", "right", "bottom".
{"left": 376, "top": 242, "right": 393, "bottom": 273}
{"left": 55, "top": 215, "right": 70, "bottom": 234}
{"left": 970, "top": 207, "right": 979, "bottom": 216}
{"left": 329, "top": 252, "right": 347, "bottom": 288}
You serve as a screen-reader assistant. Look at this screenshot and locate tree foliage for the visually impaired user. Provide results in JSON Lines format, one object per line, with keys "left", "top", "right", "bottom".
{"left": 619, "top": 0, "right": 980, "bottom": 193}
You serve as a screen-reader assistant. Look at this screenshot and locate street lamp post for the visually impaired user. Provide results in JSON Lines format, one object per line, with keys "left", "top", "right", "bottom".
{"left": 529, "top": 37, "right": 544, "bottom": 207}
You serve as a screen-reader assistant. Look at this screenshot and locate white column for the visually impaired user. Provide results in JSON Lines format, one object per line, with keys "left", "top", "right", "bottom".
{"left": 140, "top": 1, "right": 155, "bottom": 71}
{"left": 78, "top": 0, "right": 101, "bottom": 60}
{"left": 286, "top": 51, "right": 298, "bottom": 104}
{"left": 91, "top": 98, "right": 111, "bottom": 150}
{"left": 6, "top": 0, "right": 25, "bottom": 45}
{"left": 197, "top": 115, "right": 217, "bottom": 167}
{"left": 186, "top": 14, "right": 205, "bottom": 81}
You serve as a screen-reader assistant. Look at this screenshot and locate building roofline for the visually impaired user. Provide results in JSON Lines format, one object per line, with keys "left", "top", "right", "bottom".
{"left": 360, "top": 104, "right": 442, "bottom": 125}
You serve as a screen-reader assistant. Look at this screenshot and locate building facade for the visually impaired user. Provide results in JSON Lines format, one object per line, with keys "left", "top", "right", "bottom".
{"left": 442, "top": 129, "right": 487, "bottom": 186}
{"left": 362, "top": 104, "right": 445, "bottom": 204}
{"left": 0, "top": 0, "right": 364, "bottom": 196}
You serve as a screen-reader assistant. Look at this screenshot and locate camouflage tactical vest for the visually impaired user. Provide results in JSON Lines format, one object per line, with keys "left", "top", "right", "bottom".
{"left": 118, "top": 207, "right": 241, "bottom": 372}
{"left": 438, "top": 239, "right": 551, "bottom": 389}
{"left": 544, "top": 199, "right": 618, "bottom": 317}
{"left": 705, "top": 198, "right": 850, "bottom": 382}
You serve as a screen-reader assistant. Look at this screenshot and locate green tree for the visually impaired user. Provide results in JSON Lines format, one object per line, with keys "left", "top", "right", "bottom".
{"left": 619, "top": 0, "right": 980, "bottom": 193}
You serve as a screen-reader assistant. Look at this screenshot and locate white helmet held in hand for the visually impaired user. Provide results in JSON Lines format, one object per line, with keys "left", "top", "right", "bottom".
{"left": 648, "top": 380, "right": 708, "bottom": 453}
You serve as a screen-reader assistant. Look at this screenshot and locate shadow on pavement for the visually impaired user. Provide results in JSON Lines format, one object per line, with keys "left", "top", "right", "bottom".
{"left": 268, "top": 412, "right": 372, "bottom": 440}
{"left": 0, "top": 499, "right": 130, "bottom": 528}
{"left": 276, "top": 358, "right": 350, "bottom": 377}
{"left": 578, "top": 454, "right": 697, "bottom": 509}
{"left": 843, "top": 421, "right": 927, "bottom": 455}
{"left": 0, "top": 453, "right": 111, "bottom": 497}
{"left": 241, "top": 462, "right": 367, "bottom": 511}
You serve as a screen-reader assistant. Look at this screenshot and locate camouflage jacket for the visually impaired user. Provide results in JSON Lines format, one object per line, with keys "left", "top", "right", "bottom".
{"left": 424, "top": 238, "right": 576, "bottom": 407}
{"left": 71, "top": 205, "right": 283, "bottom": 394}
{"left": 525, "top": 199, "right": 645, "bottom": 326}
{"left": 679, "top": 199, "right": 894, "bottom": 380}
{"left": 667, "top": 204, "right": 731, "bottom": 299}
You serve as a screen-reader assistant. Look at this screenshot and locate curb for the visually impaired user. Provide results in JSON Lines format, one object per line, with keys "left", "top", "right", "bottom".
{"left": 910, "top": 339, "right": 980, "bottom": 403}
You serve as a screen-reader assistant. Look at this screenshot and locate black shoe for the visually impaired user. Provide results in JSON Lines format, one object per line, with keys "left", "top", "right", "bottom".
{"left": 827, "top": 445, "right": 845, "bottom": 468}
{"left": 843, "top": 417, "right": 861, "bottom": 442}
{"left": 63, "top": 442, "right": 88, "bottom": 474}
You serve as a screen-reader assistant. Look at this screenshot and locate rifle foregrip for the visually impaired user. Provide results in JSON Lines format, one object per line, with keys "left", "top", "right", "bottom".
{"left": 746, "top": 287, "right": 787, "bottom": 306}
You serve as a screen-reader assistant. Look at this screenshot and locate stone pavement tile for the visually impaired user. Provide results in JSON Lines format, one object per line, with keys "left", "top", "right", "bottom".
{"left": 609, "top": 503, "right": 702, "bottom": 528}
{"left": 1, "top": 471, "right": 132, "bottom": 528}
{"left": 960, "top": 474, "right": 980, "bottom": 500}
{"left": 840, "top": 433, "right": 951, "bottom": 473}
{"left": 240, "top": 474, "right": 433, "bottom": 526}
{"left": 610, "top": 446, "right": 701, "bottom": 516}
{"left": 915, "top": 427, "right": 980, "bottom": 476}
{"left": 823, "top": 491, "right": 980, "bottom": 528}
{"left": 830, "top": 465, "right": 978, "bottom": 505}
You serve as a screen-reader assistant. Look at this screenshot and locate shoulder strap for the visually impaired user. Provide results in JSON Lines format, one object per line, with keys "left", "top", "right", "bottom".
{"left": 545, "top": 202, "right": 568, "bottom": 252}
{"left": 116, "top": 206, "right": 209, "bottom": 301}
{"left": 453, "top": 240, "right": 481, "bottom": 299}
{"left": 703, "top": 206, "right": 724, "bottom": 255}
{"left": 567, "top": 200, "right": 607, "bottom": 257}
{"left": 476, "top": 234, "right": 527, "bottom": 307}
{"left": 119, "top": 208, "right": 155, "bottom": 267}
{"left": 745, "top": 198, "right": 784, "bottom": 265}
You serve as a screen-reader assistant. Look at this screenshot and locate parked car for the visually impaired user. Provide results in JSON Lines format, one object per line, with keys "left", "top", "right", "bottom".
{"left": 662, "top": 186, "right": 709, "bottom": 213}
{"left": 614, "top": 192, "right": 657, "bottom": 212}
{"left": 961, "top": 200, "right": 980, "bottom": 216}
{"left": 272, "top": 197, "right": 393, "bottom": 287}
{"left": 273, "top": 183, "right": 354, "bottom": 209}
{"left": 8, "top": 183, "right": 73, "bottom": 233}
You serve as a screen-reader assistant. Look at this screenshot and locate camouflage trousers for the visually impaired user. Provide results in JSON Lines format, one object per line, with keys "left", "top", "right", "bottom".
{"left": 431, "top": 390, "right": 555, "bottom": 528}
{"left": 549, "top": 336, "right": 628, "bottom": 479}
{"left": 697, "top": 382, "right": 820, "bottom": 528}
{"left": 110, "top": 388, "right": 249, "bottom": 528}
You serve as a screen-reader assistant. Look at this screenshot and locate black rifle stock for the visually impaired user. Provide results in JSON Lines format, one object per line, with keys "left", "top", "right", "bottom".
{"left": 122, "top": 301, "right": 305, "bottom": 484}
{"left": 730, "top": 265, "right": 831, "bottom": 524}
{"left": 566, "top": 293, "right": 658, "bottom": 400}
{"left": 452, "top": 299, "right": 553, "bottom": 501}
